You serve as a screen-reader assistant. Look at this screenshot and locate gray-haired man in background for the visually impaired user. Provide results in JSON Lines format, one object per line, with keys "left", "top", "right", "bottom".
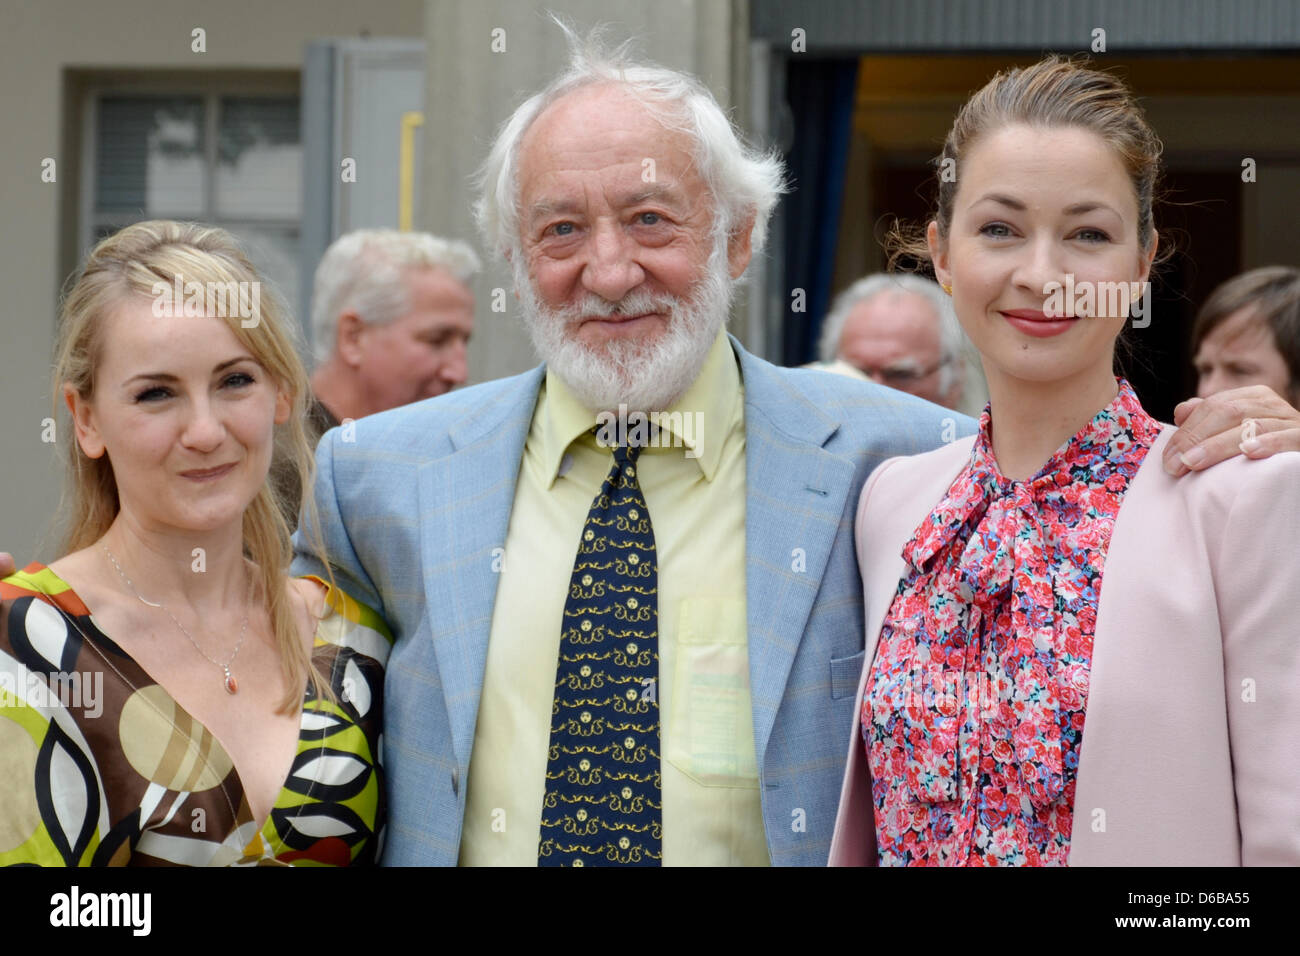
{"left": 811, "top": 273, "right": 973, "bottom": 413}
{"left": 274, "top": 229, "right": 480, "bottom": 525}
{"left": 307, "top": 229, "right": 481, "bottom": 433}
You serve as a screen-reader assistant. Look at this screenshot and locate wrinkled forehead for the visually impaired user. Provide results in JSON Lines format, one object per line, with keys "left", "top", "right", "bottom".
{"left": 521, "top": 82, "right": 672, "bottom": 151}
{"left": 847, "top": 294, "right": 942, "bottom": 346}
{"left": 516, "top": 83, "right": 706, "bottom": 207}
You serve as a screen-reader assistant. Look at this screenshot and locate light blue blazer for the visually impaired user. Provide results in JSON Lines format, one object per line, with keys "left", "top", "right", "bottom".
{"left": 291, "top": 335, "right": 973, "bottom": 865}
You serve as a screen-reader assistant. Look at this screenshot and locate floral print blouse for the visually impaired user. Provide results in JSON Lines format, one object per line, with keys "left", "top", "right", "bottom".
{"left": 861, "top": 378, "right": 1162, "bottom": 865}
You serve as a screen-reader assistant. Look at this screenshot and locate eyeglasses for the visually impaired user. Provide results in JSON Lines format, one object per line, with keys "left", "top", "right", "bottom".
{"left": 857, "top": 360, "right": 948, "bottom": 387}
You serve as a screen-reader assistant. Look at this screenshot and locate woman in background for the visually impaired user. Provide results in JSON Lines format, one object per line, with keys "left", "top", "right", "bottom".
{"left": 831, "top": 57, "right": 1300, "bottom": 866}
{"left": 0, "top": 221, "right": 390, "bottom": 866}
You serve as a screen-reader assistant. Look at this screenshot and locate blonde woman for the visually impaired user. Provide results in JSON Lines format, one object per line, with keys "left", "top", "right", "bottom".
{"left": 830, "top": 58, "right": 1300, "bottom": 866}
{"left": 0, "top": 221, "right": 390, "bottom": 866}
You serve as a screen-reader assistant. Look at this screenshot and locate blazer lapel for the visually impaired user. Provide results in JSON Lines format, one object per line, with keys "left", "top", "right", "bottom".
{"left": 734, "top": 340, "right": 858, "bottom": 772}
{"left": 416, "top": 367, "right": 545, "bottom": 770}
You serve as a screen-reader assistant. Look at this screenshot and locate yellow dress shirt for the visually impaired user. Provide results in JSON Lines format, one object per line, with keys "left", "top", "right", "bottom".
{"left": 459, "top": 328, "right": 769, "bottom": 866}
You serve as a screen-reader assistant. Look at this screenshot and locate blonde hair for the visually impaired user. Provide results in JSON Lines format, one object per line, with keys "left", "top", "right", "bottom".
{"left": 53, "top": 220, "right": 334, "bottom": 712}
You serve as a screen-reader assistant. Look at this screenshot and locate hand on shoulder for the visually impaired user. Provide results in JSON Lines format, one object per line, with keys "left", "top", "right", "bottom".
{"left": 289, "top": 575, "right": 328, "bottom": 615}
{"left": 288, "top": 576, "right": 330, "bottom": 649}
{"left": 1165, "top": 385, "right": 1300, "bottom": 475}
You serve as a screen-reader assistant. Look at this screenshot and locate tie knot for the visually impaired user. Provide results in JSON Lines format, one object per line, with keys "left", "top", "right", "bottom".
{"left": 613, "top": 443, "right": 645, "bottom": 467}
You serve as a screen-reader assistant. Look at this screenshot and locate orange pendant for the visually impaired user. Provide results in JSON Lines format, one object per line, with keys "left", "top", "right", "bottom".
{"left": 224, "top": 669, "right": 238, "bottom": 694}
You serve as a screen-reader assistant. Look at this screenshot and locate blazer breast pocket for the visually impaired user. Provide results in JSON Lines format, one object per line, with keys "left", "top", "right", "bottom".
{"left": 665, "top": 597, "right": 759, "bottom": 789}
{"left": 830, "top": 649, "right": 866, "bottom": 700}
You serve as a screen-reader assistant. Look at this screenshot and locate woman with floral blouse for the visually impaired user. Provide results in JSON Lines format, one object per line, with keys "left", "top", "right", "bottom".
{"left": 830, "top": 56, "right": 1300, "bottom": 866}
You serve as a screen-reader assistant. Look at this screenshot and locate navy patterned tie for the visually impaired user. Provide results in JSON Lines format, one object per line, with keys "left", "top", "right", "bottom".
{"left": 538, "top": 441, "right": 662, "bottom": 866}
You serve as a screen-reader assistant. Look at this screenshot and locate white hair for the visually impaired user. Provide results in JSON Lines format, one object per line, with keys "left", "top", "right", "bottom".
{"left": 311, "top": 229, "right": 481, "bottom": 364}
{"left": 473, "top": 20, "right": 787, "bottom": 263}
{"left": 818, "top": 273, "right": 966, "bottom": 395}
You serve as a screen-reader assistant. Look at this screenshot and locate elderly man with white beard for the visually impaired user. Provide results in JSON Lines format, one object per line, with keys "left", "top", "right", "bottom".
{"left": 290, "top": 35, "right": 958, "bottom": 868}
{"left": 284, "top": 30, "right": 1292, "bottom": 867}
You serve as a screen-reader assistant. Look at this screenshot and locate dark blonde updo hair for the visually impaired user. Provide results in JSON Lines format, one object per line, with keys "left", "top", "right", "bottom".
{"left": 53, "top": 220, "right": 333, "bottom": 712}
{"left": 888, "top": 55, "right": 1166, "bottom": 271}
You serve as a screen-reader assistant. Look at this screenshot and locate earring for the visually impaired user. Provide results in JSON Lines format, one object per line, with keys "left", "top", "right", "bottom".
{"left": 941, "top": 283, "right": 952, "bottom": 295}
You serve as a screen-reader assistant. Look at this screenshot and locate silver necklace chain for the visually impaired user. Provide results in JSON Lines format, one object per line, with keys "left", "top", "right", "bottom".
{"left": 102, "top": 544, "right": 249, "bottom": 694}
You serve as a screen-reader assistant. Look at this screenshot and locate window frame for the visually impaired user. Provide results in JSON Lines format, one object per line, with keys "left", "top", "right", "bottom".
{"left": 77, "top": 72, "right": 302, "bottom": 275}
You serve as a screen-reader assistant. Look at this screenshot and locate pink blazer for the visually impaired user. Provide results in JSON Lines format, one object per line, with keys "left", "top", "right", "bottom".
{"left": 829, "top": 426, "right": 1300, "bottom": 866}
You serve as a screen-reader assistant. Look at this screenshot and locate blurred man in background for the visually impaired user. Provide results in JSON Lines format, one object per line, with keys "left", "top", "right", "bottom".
{"left": 308, "top": 229, "right": 480, "bottom": 433}
{"left": 811, "top": 273, "right": 967, "bottom": 411}
{"left": 274, "top": 229, "right": 480, "bottom": 525}
{"left": 1192, "top": 265, "right": 1300, "bottom": 407}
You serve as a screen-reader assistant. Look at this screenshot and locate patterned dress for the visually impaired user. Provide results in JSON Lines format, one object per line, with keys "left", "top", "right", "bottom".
{"left": 861, "top": 379, "right": 1162, "bottom": 865}
{"left": 0, "top": 565, "right": 390, "bottom": 866}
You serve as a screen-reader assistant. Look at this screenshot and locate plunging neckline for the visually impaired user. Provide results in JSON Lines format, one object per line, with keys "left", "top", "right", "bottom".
{"left": 24, "top": 563, "right": 324, "bottom": 858}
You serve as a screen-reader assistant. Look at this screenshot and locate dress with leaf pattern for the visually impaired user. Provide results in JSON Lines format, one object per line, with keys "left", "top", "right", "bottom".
{"left": 0, "top": 565, "right": 390, "bottom": 866}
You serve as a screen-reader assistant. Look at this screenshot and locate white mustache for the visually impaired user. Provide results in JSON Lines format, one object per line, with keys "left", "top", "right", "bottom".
{"left": 560, "top": 291, "right": 681, "bottom": 323}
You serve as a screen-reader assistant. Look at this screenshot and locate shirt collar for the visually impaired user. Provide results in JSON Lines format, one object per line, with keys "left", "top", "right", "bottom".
{"left": 540, "top": 326, "right": 739, "bottom": 486}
